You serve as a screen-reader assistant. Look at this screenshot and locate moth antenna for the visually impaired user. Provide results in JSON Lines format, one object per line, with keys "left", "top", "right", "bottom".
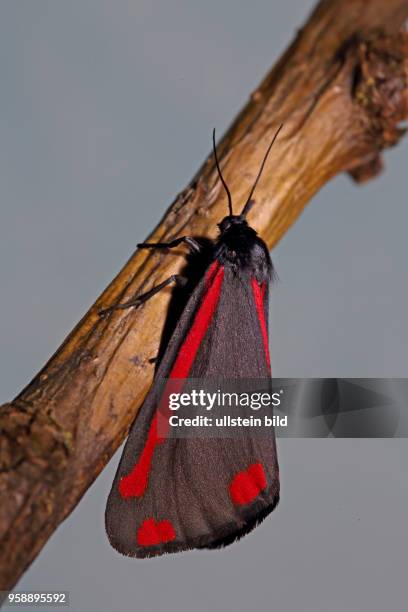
{"left": 213, "top": 128, "right": 233, "bottom": 216}
{"left": 241, "top": 123, "right": 284, "bottom": 217}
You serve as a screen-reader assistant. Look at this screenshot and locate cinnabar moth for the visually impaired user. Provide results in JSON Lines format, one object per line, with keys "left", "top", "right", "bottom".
{"left": 103, "top": 125, "right": 283, "bottom": 557}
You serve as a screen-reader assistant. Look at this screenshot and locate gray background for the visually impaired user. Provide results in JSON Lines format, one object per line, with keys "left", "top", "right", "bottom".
{"left": 1, "top": 1, "right": 407, "bottom": 611}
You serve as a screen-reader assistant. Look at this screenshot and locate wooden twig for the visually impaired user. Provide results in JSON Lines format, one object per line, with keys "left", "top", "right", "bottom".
{"left": 1, "top": 0, "right": 407, "bottom": 591}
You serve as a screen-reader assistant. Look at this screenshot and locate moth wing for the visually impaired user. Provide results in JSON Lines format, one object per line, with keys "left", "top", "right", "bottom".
{"left": 105, "top": 263, "right": 279, "bottom": 557}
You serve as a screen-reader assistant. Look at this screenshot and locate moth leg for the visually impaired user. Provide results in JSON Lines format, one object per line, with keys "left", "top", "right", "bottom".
{"left": 138, "top": 236, "right": 201, "bottom": 254}
{"left": 99, "top": 274, "right": 187, "bottom": 316}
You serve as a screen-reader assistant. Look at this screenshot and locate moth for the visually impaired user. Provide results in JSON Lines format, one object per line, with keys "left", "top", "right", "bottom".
{"left": 104, "top": 125, "right": 283, "bottom": 557}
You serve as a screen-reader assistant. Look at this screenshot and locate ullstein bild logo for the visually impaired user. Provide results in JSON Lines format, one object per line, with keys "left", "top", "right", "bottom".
{"left": 169, "top": 413, "right": 286, "bottom": 428}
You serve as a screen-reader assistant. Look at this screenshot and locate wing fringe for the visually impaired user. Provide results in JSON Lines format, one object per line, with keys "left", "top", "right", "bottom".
{"left": 201, "top": 491, "right": 280, "bottom": 550}
{"left": 107, "top": 485, "right": 280, "bottom": 559}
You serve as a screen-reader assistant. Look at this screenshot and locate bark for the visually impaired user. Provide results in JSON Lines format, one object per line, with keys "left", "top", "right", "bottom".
{"left": 1, "top": 0, "right": 407, "bottom": 591}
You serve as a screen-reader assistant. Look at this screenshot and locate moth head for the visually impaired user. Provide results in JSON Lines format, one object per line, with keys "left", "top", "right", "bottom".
{"left": 218, "top": 215, "right": 247, "bottom": 234}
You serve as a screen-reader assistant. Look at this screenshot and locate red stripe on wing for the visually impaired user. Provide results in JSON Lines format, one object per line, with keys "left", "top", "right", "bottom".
{"left": 170, "top": 261, "right": 223, "bottom": 378}
{"left": 119, "top": 261, "right": 225, "bottom": 499}
{"left": 251, "top": 278, "right": 271, "bottom": 372}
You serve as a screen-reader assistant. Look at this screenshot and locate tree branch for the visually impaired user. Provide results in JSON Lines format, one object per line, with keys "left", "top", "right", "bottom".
{"left": 1, "top": 0, "right": 407, "bottom": 591}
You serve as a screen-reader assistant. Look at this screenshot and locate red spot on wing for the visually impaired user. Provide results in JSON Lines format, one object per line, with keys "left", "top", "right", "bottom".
{"left": 119, "top": 262, "right": 224, "bottom": 499}
{"left": 251, "top": 279, "right": 271, "bottom": 372}
{"left": 229, "top": 463, "right": 267, "bottom": 506}
{"left": 137, "top": 518, "right": 176, "bottom": 547}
